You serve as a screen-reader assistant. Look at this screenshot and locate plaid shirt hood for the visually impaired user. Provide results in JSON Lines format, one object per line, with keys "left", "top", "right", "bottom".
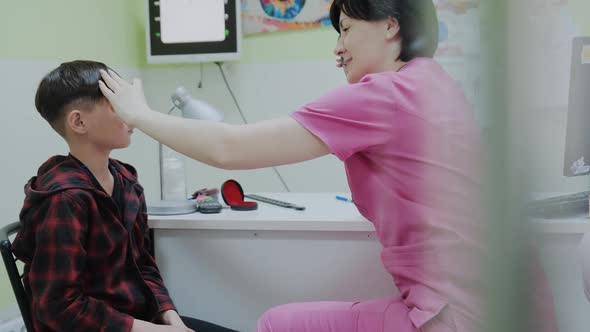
{"left": 13, "top": 155, "right": 176, "bottom": 332}
{"left": 21, "top": 154, "right": 139, "bottom": 212}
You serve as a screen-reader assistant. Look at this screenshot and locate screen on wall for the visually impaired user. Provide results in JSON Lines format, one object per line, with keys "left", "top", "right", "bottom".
{"left": 563, "top": 37, "right": 590, "bottom": 177}
{"left": 146, "top": 0, "right": 241, "bottom": 63}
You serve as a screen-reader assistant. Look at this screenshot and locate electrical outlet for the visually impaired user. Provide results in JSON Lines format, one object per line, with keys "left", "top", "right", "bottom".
{"left": 0, "top": 316, "right": 24, "bottom": 332}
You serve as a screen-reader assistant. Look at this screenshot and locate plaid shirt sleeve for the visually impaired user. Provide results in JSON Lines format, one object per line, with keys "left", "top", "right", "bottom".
{"left": 137, "top": 201, "right": 176, "bottom": 316}
{"left": 29, "top": 192, "right": 134, "bottom": 332}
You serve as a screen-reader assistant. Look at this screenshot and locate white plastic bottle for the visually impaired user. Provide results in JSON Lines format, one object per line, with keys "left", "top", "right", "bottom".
{"left": 161, "top": 145, "right": 187, "bottom": 201}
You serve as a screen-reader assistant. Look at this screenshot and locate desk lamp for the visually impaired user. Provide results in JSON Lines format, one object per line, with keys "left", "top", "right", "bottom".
{"left": 147, "top": 87, "right": 223, "bottom": 215}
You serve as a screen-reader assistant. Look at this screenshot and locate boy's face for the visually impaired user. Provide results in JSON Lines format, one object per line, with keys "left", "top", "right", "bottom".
{"left": 82, "top": 99, "right": 133, "bottom": 150}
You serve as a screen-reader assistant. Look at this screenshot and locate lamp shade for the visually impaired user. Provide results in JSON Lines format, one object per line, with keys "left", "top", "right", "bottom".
{"left": 171, "top": 86, "right": 223, "bottom": 122}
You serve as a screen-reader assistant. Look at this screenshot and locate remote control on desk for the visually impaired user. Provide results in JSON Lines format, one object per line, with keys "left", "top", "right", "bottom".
{"left": 244, "top": 194, "right": 306, "bottom": 211}
{"left": 197, "top": 197, "right": 223, "bottom": 214}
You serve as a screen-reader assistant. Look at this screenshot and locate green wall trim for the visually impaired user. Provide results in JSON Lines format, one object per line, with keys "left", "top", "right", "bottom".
{"left": 1, "top": 0, "right": 337, "bottom": 67}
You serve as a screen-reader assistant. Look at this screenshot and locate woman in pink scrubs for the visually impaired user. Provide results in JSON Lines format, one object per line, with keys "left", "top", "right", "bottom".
{"left": 99, "top": 1, "right": 558, "bottom": 331}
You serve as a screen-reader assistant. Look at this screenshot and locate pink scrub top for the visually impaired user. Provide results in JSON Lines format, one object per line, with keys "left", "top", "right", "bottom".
{"left": 291, "top": 58, "right": 557, "bottom": 332}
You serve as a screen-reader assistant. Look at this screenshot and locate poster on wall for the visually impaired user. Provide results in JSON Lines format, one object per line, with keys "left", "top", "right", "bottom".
{"left": 241, "top": 0, "right": 333, "bottom": 34}
{"left": 241, "top": 0, "right": 480, "bottom": 45}
{"left": 241, "top": 0, "right": 482, "bottom": 60}
{"left": 432, "top": 0, "right": 481, "bottom": 110}
{"left": 434, "top": 0, "right": 480, "bottom": 57}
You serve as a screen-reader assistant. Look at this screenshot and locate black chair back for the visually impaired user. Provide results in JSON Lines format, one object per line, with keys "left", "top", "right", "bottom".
{"left": 0, "top": 222, "right": 34, "bottom": 332}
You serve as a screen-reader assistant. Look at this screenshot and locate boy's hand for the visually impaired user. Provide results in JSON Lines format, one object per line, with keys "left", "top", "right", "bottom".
{"left": 160, "top": 326, "right": 195, "bottom": 332}
{"left": 132, "top": 319, "right": 195, "bottom": 332}
{"left": 99, "top": 69, "right": 149, "bottom": 127}
{"left": 159, "top": 310, "right": 186, "bottom": 327}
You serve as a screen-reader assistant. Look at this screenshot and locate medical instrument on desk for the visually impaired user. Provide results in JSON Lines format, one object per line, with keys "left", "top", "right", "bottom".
{"left": 244, "top": 194, "right": 306, "bottom": 211}
{"left": 221, "top": 179, "right": 258, "bottom": 211}
{"left": 336, "top": 196, "right": 354, "bottom": 203}
{"left": 192, "top": 188, "right": 220, "bottom": 200}
{"left": 196, "top": 196, "right": 223, "bottom": 214}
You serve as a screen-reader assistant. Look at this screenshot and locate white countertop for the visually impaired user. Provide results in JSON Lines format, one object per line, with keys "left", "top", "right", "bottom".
{"left": 529, "top": 192, "right": 590, "bottom": 234}
{"left": 532, "top": 214, "right": 590, "bottom": 234}
{"left": 148, "top": 193, "right": 372, "bottom": 232}
{"left": 148, "top": 193, "right": 590, "bottom": 234}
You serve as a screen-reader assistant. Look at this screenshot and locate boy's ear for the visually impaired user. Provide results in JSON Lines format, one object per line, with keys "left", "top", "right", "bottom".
{"left": 66, "top": 110, "right": 87, "bottom": 135}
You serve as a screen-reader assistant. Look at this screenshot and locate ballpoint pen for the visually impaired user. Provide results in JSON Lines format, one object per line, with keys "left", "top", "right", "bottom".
{"left": 336, "top": 195, "right": 354, "bottom": 203}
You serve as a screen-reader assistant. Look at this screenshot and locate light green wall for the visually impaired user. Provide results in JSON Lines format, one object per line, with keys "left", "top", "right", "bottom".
{"left": 1, "top": 0, "right": 587, "bottom": 69}
{"left": 0, "top": 270, "right": 11, "bottom": 311}
{"left": 569, "top": 0, "right": 590, "bottom": 34}
{"left": 0, "top": 0, "right": 145, "bottom": 66}
{"left": 241, "top": 28, "right": 336, "bottom": 64}
{"left": 0, "top": 0, "right": 337, "bottom": 67}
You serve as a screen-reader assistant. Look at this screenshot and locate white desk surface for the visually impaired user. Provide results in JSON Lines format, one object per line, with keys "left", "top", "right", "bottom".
{"left": 148, "top": 193, "right": 590, "bottom": 234}
{"left": 532, "top": 214, "right": 590, "bottom": 234}
{"left": 530, "top": 192, "right": 590, "bottom": 234}
{"left": 148, "top": 193, "right": 372, "bottom": 232}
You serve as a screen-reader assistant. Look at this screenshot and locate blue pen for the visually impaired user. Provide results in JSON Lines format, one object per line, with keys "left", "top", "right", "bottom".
{"left": 336, "top": 195, "right": 353, "bottom": 203}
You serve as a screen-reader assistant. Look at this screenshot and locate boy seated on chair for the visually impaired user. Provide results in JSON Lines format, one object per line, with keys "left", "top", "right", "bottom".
{"left": 12, "top": 60, "right": 237, "bottom": 332}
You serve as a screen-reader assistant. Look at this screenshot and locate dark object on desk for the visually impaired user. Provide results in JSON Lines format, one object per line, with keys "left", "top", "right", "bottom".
{"left": 245, "top": 194, "right": 306, "bottom": 211}
{"left": 192, "top": 188, "right": 219, "bottom": 200}
{"left": 198, "top": 198, "right": 223, "bottom": 214}
{"left": 221, "top": 179, "right": 258, "bottom": 211}
{"left": 528, "top": 191, "right": 589, "bottom": 219}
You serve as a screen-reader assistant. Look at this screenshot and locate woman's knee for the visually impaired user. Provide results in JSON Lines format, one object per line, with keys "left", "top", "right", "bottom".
{"left": 256, "top": 301, "right": 356, "bottom": 332}
{"left": 257, "top": 304, "right": 298, "bottom": 332}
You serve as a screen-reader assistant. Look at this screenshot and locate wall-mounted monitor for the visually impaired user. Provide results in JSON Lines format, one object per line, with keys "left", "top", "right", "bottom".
{"left": 146, "top": 0, "right": 241, "bottom": 64}
{"left": 563, "top": 37, "right": 590, "bottom": 177}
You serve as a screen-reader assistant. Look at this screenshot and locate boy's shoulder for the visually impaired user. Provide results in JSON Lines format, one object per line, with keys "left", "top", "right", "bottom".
{"left": 23, "top": 155, "right": 97, "bottom": 205}
{"left": 28, "top": 155, "right": 89, "bottom": 192}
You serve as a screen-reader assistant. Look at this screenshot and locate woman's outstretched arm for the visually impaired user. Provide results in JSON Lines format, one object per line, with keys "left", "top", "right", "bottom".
{"left": 99, "top": 70, "right": 330, "bottom": 170}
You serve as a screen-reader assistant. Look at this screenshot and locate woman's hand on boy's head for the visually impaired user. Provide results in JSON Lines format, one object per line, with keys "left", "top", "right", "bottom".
{"left": 98, "top": 69, "right": 149, "bottom": 127}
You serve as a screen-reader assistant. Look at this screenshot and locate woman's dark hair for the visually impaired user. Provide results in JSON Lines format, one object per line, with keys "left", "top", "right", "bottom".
{"left": 35, "top": 60, "right": 110, "bottom": 135}
{"left": 330, "top": 0, "right": 439, "bottom": 61}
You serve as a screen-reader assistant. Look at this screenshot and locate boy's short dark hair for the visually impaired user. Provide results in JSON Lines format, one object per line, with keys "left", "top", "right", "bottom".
{"left": 35, "top": 60, "right": 110, "bottom": 136}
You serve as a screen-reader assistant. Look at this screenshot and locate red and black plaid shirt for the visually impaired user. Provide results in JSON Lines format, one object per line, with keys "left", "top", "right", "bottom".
{"left": 13, "top": 155, "right": 176, "bottom": 332}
